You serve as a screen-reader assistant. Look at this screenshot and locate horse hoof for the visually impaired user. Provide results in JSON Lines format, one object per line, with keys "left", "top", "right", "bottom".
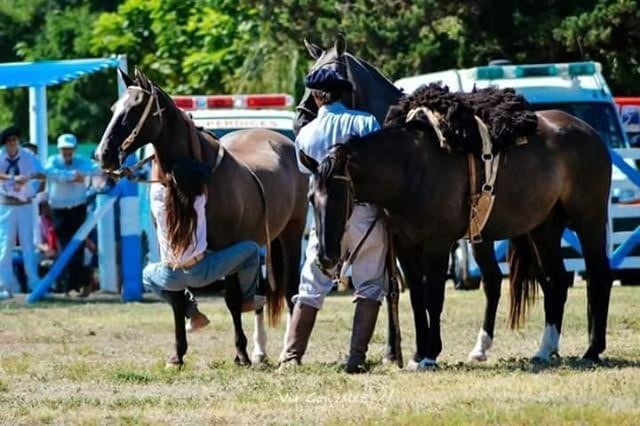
{"left": 582, "top": 350, "right": 602, "bottom": 364}
{"left": 530, "top": 355, "right": 550, "bottom": 364}
{"left": 165, "top": 357, "right": 184, "bottom": 370}
{"left": 467, "top": 351, "right": 487, "bottom": 362}
{"left": 406, "top": 358, "right": 438, "bottom": 371}
{"left": 234, "top": 355, "right": 252, "bottom": 367}
{"left": 251, "top": 353, "right": 269, "bottom": 365}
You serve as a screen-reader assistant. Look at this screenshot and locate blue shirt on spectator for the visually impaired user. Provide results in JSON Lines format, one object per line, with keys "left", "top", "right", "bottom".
{"left": 45, "top": 154, "right": 101, "bottom": 209}
{"left": 295, "top": 102, "right": 380, "bottom": 174}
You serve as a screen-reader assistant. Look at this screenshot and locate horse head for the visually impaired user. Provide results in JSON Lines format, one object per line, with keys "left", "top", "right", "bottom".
{"left": 300, "top": 145, "right": 354, "bottom": 273}
{"left": 294, "top": 34, "right": 401, "bottom": 135}
{"left": 97, "top": 68, "right": 167, "bottom": 171}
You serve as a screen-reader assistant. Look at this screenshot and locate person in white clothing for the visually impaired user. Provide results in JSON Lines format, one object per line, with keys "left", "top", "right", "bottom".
{"left": 142, "top": 157, "right": 263, "bottom": 333}
{"left": 279, "top": 67, "right": 388, "bottom": 373}
{"left": 0, "top": 126, "right": 45, "bottom": 299}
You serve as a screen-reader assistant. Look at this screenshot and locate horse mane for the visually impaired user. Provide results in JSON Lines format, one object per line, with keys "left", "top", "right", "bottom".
{"left": 384, "top": 84, "right": 538, "bottom": 153}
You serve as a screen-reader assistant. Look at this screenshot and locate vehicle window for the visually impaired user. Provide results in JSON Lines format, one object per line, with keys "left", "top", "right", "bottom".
{"left": 620, "top": 105, "right": 640, "bottom": 146}
{"left": 208, "top": 128, "right": 295, "bottom": 140}
{"left": 531, "top": 103, "right": 626, "bottom": 148}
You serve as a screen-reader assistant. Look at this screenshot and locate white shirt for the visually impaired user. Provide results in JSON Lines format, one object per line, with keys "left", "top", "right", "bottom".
{"left": 295, "top": 102, "right": 380, "bottom": 174}
{"left": 0, "top": 147, "right": 44, "bottom": 203}
{"left": 149, "top": 183, "right": 207, "bottom": 265}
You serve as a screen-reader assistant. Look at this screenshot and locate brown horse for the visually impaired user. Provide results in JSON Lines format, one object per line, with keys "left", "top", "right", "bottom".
{"left": 295, "top": 34, "right": 506, "bottom": 363}
{"left": 97, "top": 68, "right": 308, "bottom": 367}
{"left": 301, "top": 94, "right": 613, "bottom": 367}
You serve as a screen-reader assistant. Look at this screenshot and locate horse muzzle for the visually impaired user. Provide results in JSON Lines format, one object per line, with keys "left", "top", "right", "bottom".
{"left": 316, "top": 254, "right": 339, "bottom": 275}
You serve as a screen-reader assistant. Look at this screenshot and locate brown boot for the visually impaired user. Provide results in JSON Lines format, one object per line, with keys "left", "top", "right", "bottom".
{"left": 345, "top": 298, "right": 380, "bottom": 374}
{"left": 278, "top": 303, "right": 318, "bottom": 368}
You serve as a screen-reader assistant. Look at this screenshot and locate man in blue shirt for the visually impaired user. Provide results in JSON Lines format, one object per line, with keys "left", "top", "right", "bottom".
{"left": 45, "top": 133, "right": 101, "bottom": 296}
{"left": 279, "top": 68, "right": 389, "bottom": 373}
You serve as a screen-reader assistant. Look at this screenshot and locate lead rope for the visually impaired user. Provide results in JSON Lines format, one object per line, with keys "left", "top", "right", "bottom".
{"left": 384, "top": 214, "right": 403, "bottom": 368}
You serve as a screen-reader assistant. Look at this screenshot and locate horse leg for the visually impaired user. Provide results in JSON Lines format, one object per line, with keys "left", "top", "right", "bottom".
{"left": 224, "top": 274, "right": 251, "bottom": 366}
{"left": 575, "top": 224, "right": 613, "bottom": 362}
{"left": 528, "top": 215, "right": 572, "bottom": 362}
{"left": 398, "top": 249, "right": 429, "bottom": 369}
{"left": 468, "top": 241, "right": 502, "bottom": 362}
{"left": 165, "top": 290, "right": 188, "bottom": 368}
{"left": 421, "top": 250, "right": 450, "bottom": 369}
{"left": 271, "top": 220, "right": 304, "bottom": 361}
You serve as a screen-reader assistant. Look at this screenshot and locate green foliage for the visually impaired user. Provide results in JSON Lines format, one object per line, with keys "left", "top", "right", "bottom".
{"left": 554, "top": 0, "right": 640, "bottom": 93}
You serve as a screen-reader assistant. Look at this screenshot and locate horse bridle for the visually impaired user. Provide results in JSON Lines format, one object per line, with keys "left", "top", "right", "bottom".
{"left": 106, "top": 85, "right": 164, "bottom": 181}
{"left": 120, "top": 85, "right": 164, "bottom": 156}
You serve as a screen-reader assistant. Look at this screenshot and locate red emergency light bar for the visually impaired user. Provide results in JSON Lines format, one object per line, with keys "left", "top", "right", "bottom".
{"left": 171, "top": 94, "right": 294, "bottom": 110}
{"left": 615, "top": 97, "right": 640, "bottom": 107}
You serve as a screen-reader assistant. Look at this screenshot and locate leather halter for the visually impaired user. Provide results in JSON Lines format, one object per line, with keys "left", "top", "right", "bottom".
{"left": 120, "top": 85, "right": 164, "bottom": 155}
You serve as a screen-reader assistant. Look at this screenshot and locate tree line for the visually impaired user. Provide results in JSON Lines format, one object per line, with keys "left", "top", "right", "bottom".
{"left": 0, "top": 0, "right": 638, "bottom": 143}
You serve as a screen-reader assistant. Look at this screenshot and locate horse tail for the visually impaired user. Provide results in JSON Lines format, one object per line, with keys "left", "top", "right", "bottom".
{"left": 265, "top": 238, "right": 286, "bottom": 326}
{"left": 508, "top": 235, "right": 540, "bottom": 329}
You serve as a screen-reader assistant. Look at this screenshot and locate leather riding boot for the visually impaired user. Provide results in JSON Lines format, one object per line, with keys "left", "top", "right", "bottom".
{"left": 279, "top": 303, "right": 318, "bottom": 367}
{"left": 345, "top": 298, "right": 381, "bottom": 374}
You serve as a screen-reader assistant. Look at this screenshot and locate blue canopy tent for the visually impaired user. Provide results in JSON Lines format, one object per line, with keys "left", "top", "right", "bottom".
{"left": 0, "top": 55, "right": 142, "bottom": 302}
{"left": 0, "top": 56, "right": 126, "bottom": 164}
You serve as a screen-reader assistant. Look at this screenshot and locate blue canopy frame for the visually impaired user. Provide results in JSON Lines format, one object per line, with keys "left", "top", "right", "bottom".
{"left": 0, "top": 55, "right": 126, "bottom": 164}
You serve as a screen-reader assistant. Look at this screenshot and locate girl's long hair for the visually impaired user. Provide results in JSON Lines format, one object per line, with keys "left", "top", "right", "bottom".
{"left": 164, "top": 159, "right": 211, "bottom": 257}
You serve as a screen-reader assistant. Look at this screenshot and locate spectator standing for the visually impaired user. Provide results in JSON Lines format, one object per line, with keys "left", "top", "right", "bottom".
{"left": 45, "top": 133, "right": 101, "bottom": 296}
{"left": 0, "top": 126, "right": 45, "bottom": 299}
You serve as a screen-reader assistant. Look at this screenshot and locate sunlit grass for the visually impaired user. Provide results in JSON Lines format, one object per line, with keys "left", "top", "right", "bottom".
{"left": 0, "top": 282, "right": 639, "bottom": 424}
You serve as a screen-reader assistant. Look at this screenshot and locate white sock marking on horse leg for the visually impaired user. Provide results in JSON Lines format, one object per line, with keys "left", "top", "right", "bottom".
{"left": 468, "top": 329, "right": 493, "bottom": 362}
{"left": 278, "top": 312, "right": 292, "bottom": 361}
{"left": 251, "top": 311, "right": 268, "bottom": 364}
{"left": 533, "top": 324, "right": 560, "bottom": 361}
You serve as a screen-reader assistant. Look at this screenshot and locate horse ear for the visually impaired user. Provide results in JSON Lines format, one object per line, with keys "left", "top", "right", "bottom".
{"left": 117, "top": 68, "right": 134, "bottom": 87}
{"left": 304, "top": 38, "right": 323, "bottom": 60}
{"left": 134, "top": 67, "right": 151, "bottom": 89}
{"left": 298, "top": 150, "right": 319, "bottom": 174}
{"left": 334, "top": 33, "right": 347, "bottom": 56}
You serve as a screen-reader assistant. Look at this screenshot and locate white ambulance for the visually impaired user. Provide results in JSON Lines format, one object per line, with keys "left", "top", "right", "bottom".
{"left": 171, "top": 93, "right": 296, "bottom": 140}
{"left": 395, "top": 61, "right": 640, "bottom": 286}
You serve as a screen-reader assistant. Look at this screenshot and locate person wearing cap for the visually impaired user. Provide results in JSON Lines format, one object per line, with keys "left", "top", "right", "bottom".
{"left": 0, "top": 126, "right": 46, "bottom": 299}
{"left": 279, "top": 67, "right": 388, "bottom": 373}
{"left": 45, "top": 133, "right": 101, "bottom": 296}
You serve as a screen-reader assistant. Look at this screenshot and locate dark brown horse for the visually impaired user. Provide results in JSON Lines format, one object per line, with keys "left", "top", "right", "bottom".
{"left": 295, "top": 34, "right": 505, "bottom": 363}
{"left": 97, "top": 68, "right": 308, "bottom": 367}
{"left": 301, "top": 103, "right": 613, "bottom": 367}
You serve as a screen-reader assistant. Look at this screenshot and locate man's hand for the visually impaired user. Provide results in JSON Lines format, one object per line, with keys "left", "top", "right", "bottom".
{"left": 13, "top": 174, "right": 30, "bottom": 184}
{"left": 73, "top": 171, "right": 86, "bottom": 183}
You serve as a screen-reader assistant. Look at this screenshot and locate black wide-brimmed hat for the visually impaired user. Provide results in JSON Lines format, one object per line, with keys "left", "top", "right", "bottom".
{"left": 0, "top": 126, "right": 20, "bottom": 145}
{"left": 304, "top": 67, "right": 353, "bottom": 93}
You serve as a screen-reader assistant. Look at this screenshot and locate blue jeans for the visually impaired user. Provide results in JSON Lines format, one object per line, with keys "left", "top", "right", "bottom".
{"left": 143, "top": 241, "right": 260, "bottom": 308}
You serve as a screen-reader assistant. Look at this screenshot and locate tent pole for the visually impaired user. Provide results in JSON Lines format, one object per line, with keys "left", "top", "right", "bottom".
{"left": 29, "top": 84, "right": 48, "bottom": 165}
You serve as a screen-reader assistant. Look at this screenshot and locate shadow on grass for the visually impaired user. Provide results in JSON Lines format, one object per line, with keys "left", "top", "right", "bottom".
{"left": 442, "top": 356, "right": 640, "bottom": 374}
{"left": 1, "top": 292, "right": 227, "bottom": 309}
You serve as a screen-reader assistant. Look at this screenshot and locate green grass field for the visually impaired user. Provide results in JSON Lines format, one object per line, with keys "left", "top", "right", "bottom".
{"left": 1, "top": 281, "right": 639, "bottom": 425}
